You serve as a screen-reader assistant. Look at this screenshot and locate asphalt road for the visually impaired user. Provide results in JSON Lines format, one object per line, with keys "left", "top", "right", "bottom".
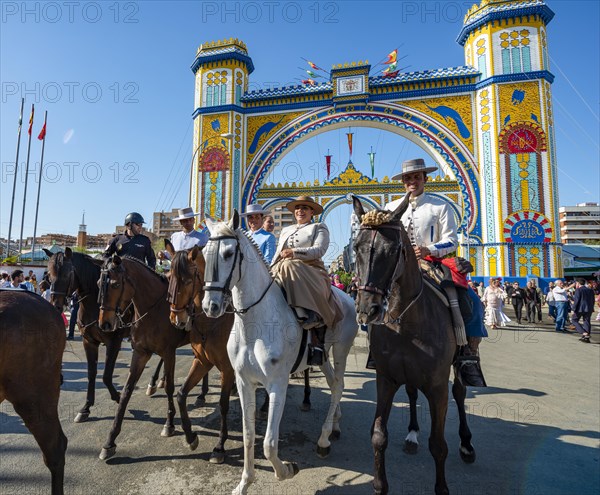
{"left": 1, "top": 307, "right": 599, "bottom": 495}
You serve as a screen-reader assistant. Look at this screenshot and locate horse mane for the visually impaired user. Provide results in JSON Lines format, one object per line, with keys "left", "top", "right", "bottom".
{"left": 70, "top": 252, "right": 101, "bottom": 294}
{"left": 239, "top": 229, "right": 271, "bottom": 271}
{"left": 119, "top": 255, "right": 168, "bottom": 283}
{"left": 361, "top": 209, "right": 393, "bottom": 227}
{"left": 171, "top": 250, "right": 191, "bottom": 280}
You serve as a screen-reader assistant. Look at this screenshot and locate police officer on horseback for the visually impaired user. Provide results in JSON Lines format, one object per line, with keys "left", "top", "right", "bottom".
{"left": 103, "top": 212, "right": 156, "bottom": 269}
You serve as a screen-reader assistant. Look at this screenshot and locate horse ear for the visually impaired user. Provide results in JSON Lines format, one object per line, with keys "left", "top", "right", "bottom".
{"left": 391, "top": 193, "right": 410, "bottom": 222}
{"left": 189, "top": 246, "right": 200, "bottom": 261}
{"left": 43, "top": 248, "right": 53, "bottom": 258}
{"left": 228, "top": 210, "right": 240, "bottom": 230}
{"left": 112, "top": 254, "right": 122, "bottom": 265}
{"left": 65, "top": 247, "right": 73, "bottom": 259}
{"left": 164, "top": 239, "right": 175, "bottom": 257}
{"left": 352, "top": 195, "right": 365, "bottom": 221}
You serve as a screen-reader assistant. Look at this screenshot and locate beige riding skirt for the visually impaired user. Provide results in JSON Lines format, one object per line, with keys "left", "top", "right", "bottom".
{"left": 272, "top": 258, "right": 343, "bottom": 329}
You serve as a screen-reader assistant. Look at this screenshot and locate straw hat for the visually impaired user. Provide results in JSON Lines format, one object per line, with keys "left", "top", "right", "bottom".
{"left": 391, "top": 158, "right": 438, "bottom": 181}
{"left": 239, "top": 204, "right": 270, "bottom": 217}
{"left": 173, "top": 207, "right": 200, "bottom": 221}
{"left": 285, "top": 195, "right": 323, "bottom": 215}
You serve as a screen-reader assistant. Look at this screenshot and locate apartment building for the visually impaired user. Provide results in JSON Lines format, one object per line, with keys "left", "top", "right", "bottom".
{"left": 559, "top": 203, "right": 600, "bottom": 244}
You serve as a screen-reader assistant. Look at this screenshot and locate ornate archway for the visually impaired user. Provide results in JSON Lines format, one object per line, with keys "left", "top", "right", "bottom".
{"left": 189, "top": 0, "right": 560, "bottom": 279}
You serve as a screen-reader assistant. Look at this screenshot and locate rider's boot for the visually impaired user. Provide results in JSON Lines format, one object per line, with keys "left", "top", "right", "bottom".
{"left": 308, "top": 326, "right": 326, "bottom": 366}
{"left": 455, "top": 337, "right": 487, "bottom": 387}
{"left": 442, "top": 283, "right": 468, "bottom": 347}
{"left": 365, "top": 351, "right": 376, "bottom": 370}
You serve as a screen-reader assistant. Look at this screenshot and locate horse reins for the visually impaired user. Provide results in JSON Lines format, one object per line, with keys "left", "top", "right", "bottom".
{"left": 357, "top": 222, "right": 424, "bottom": 323}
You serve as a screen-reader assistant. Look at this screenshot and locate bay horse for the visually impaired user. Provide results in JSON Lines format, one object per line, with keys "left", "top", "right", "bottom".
{"left": 201, "top": 213, "right": 359, "bottom": 495}
{"left": 46, "top": 248, "right": 128, "bottom": 422}
{"left": 97, "top": 254, "right": 235, "bottom": 463}
{"left": 0, "top": 290, "right": 67, "bottom": 495}
{"left": 352, "top": 196, "right": 475, "bottom": 495}
{"left": 164, "top": 244, "right": 237, "bottom": 462}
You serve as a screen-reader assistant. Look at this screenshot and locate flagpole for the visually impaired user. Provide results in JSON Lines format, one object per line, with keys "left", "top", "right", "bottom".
{"left": 6, "top": 97, "right": 25, "bottom": 259}
{"left": 18, "top": 103, "right": 34, "bottom": 258}
{"left": 31, "top": 111, "right": 47, "bottom": 260}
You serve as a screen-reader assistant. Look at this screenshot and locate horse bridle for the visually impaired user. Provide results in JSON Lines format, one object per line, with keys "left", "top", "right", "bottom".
{"left": 50, "top": 258, "right": 75, "bottom": 302}
{"left": 98, "top": 264, "right": 133, "bottom": 328}
{"left": 356, "top": 222, "right": 424, "bottom": 323}
{"left": 203, "top": 233, "right": 274, "bottom": 315}
{"left": 167, "top": 259, "right": 202, "bottom": 324}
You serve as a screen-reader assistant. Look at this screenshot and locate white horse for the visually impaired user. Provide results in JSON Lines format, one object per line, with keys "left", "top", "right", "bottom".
{"left": 202, "top": 213, "right": 358, "bottom": 495}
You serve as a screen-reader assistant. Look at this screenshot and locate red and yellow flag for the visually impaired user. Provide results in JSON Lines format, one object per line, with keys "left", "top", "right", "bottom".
{"left": 384, "top": 49, "right": 397, "bottom": 65}
{"left": 37, "top": 122, "right": 47, "bottom": 140}
{"left": 308, "top": 61, "right": 323, "bottom": 71}
{"left": 28, "top": 104, "right": 34, "bottom": 135}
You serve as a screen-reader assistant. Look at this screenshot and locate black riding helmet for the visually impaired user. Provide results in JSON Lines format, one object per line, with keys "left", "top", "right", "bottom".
{"left": 124, "top": 212, "right": 145, "bottom": 225}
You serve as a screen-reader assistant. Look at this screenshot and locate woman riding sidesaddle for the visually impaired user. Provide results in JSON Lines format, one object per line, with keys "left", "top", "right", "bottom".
{"left": 271, "top": 196, "right": 344, "bottom": 365}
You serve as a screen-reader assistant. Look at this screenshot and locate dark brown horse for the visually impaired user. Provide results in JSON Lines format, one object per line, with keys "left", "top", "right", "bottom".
{"left": 46, "top": 248, "right": 129, "bottom": 422}
{"left": 352, "top": 196, "right": 475, "bottom": 495}
{"left": 0, "top": 290, "right": 67, "bottom": 495}
{"left": 166, "top": 245, "right": 236, "bottom": 461}
{"left": 97, "top": 255, "right": 189, "bottom": 459}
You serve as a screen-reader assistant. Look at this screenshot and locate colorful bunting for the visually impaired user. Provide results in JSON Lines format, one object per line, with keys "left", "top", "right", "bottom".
{"left": 325, "top": 151, "right": 332, "bottom": 179}
{"left": 346, "top": 131, "right": 353, "bottom": 157}
{"left": 308, "top": 60, "right": 324, "bottom": 71}
{"left": 368, "top": 147, "right": 376, "bottom": 178}
{"left": 383, "top": 70, "right": 399, "bottom": 78}
{"left": 302, "top": 79, "right": 316, "bottom": 86}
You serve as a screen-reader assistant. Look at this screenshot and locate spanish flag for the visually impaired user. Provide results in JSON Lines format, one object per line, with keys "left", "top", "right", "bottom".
{"left": 308, "top": 61, "right": 323, "bottom": 71}
{"left": 28, "top": 104, "right": 34, "bottom": 135}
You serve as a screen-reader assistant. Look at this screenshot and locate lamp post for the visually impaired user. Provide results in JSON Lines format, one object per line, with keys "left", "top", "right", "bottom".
{"left": 188, "top": 132, "right": 234, "bottom": 207}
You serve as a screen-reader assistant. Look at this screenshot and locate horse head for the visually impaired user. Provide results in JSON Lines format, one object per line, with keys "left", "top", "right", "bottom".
{"left": 352, "top": 195, "right": 412, "bottom": 324}
{"left": 98, "top": 255, "right": 134, "bottom": 332}
{"left": 202, "top": 212, "right": 242, "bottom": 318}
{"left": 46, "top": 247, "right": 75, "bottom": 312}
{"left": 167, "top": 246, "right": 205, "bottom": 330}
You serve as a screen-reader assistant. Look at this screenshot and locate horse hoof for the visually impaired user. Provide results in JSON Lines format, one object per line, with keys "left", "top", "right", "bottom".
{"left": 188, "top": 434, "right": 199, "bottom": 451}
{"left": 316, "top": 445, "right": 330, "bottom": 458}
{"left": 403, "top": 440, "right": 418, "bottom": 455}
{"left": 157, "top": 379, "right": 166, "bottom": 389}
{"left": 300, "top": 402, "right": 311, "bottom": 412}
{"left": 74, "top": 412, "right": 90, "bottom": 423}
{"left": 195, "top": 395, "right": 206, "bottom": 407}
{"left": 329, "top": 430, "right": 341, "bottom": 441}
{"left": 161, "top": 425, "right": 176, "bottom": 437}
{"left": 210, "top": 450, "right": 225, "bottom": 464}
{"left": 146, "top": 385, "right": 157, "bottom": 396}
{"left": 459, "top": 446, "right": 476, "bottom": 464}
{"left": 99, "top": 446, "right": 116, "bottom": 461}
{"left": 283, "top": 461, "right": 299, "bottom": 477}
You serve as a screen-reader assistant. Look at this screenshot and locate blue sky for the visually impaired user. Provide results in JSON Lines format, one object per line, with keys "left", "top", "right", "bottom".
{"left": 1, "top": 0, "right": 598, "bottom": 261}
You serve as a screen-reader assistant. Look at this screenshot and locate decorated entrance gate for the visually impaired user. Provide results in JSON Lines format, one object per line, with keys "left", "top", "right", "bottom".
{"left": 189, "top": 0, "right": 561, "bottom": 279}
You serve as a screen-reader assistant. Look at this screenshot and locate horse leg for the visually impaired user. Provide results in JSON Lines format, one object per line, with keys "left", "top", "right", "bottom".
{"left": 316, "top": 353, "right": 346, "bottom": 455}
{"left": 452, "top": 377, "right": 476, "bottom": 463}
{"left": 99, "top": 349, "right": 152, "bottom": 460}
{"left": 194, "top": 373, "right": 210, "bottom": 406}
{"left": 210, "top": 367, "right": 235, "bottom": 464}
{"left": 263, "top": 381, "right": 299, "bottom": 481}
{"left": 102, "top": 336, "right": 123, "bottom": 404}
{"left": 75, "top": 338, "right": 98, "bottom": 423}
{"left": 160, "top": 354, "right": 177, "bottom": 438}
{"left": 146, "top": 358, "right": 164, "bottom": 396}
{"left": 301, "top": 368, "right": 311, "bottom": 412}
{"left": 425, "top": 386, "right": 450, "bottom": 495}
{"left": 371, "top": 373, "right": 398, "bottom": 495}
{"left": 177, "top": 357, "right": 212, "bottom": 449}
{"left": 12, "top": 400, "right": 67, "bottom": 495}
{"left": 232, "top": 377, "right": 258, "bottom": 495}
{"left": 404, "top": 384, "right": 420, "bottom": 454}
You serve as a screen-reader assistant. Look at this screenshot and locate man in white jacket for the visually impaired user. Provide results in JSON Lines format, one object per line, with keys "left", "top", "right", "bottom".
{"left": 382, "top": 158, "right": 487, "bottom": 387}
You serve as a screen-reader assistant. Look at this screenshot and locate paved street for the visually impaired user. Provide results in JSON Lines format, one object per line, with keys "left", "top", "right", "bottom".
{"left": 1, "top": 307, "right": 599, "bottom": 495}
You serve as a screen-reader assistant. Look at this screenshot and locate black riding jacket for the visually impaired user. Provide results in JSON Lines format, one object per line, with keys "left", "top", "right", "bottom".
{"left": 103, "top": 233, "right": 156, "bottom": 269}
